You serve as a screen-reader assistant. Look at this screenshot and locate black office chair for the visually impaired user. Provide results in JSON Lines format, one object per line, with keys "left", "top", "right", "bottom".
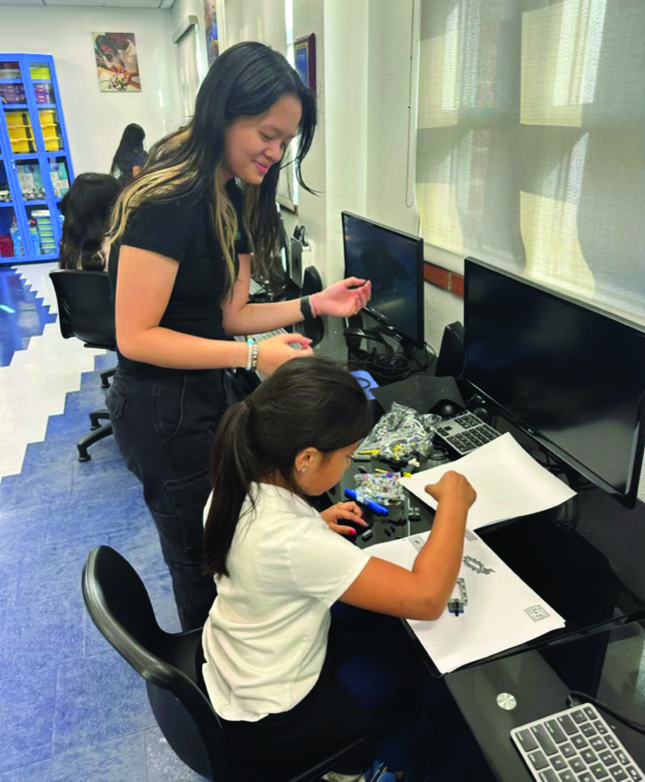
{"left": 82, "top": 546, "right": 377, "bottom": 782}
{"left": 49, "top": 270, "right": 116, "bottom": 461}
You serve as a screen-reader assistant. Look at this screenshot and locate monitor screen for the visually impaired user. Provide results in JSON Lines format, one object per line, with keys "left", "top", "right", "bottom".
{"left": 342, "top": 212, "right": 424, "bottom": 347}
{"left": 464, "top": 258, "right": 645, "bottom": 507}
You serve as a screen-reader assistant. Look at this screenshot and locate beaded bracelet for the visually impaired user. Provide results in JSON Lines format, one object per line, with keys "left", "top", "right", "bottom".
{"left": 246, "top": 338, "right": 259, "bottom": 371}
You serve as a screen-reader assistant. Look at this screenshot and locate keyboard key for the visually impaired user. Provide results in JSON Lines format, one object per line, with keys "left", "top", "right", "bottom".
{"left": 583, "top": 724, "right": 599, "bottom": 737}
{"left": 589, "top": 763, "right": 610, "bottom": 778}
{"left": 557, "top": 714, "right": 579, "bottom": 736}
{"left": 573, "top": 709, "right": 589, "bottom": 724}
{"left": 600, "top": 751, "right": 618, "bottom": 766}
{"left": 579, "top": 775, "right": 594, "bottom": 782}
{"left": 539, "top": 770, "right": 559, "bottom": 782}
{"left": 551, "top": 755, "right": 567, "bottom": 771}
{"left": 626, "top": 768, "right": 643, "bottom": 781}
{"left": 610, "top": 768, "right": 629, "bottom": 781}
{"left": 572, "top": 734, "right": 589, "bottom": 749}
{"left": 591, "top": 737, "right": 607, "bottom": 751}
{"left": 558, "top": 771, "right": 575, "bottom": 781}
{"left": 546, "top": 719, "right": 568, "bottom": 743}
{"left": 532, "top": 725, "right": 559, "bottom": 756}
{"left": 582, "top": 749, "right": 599, "bottom": 765}
{"left": 529, "top": 750, "right": 549, "bottom": 770}
{"left": 584, "top": 707, "right": 598, "bottom": 720}
{"left": 560, "top": 743, "right": 576, "bottom": 758}
{"left": 617, "top": 751, "right": 630, "bottom": 765}
{"left": 594, "top": 721, "right": 609, "bottom": 735}
{"left": 516, "top": 728, "right": 539, "bottom": 753}
{"left": 606, "top": 736, "right": 619, "bottom": 750}
{"left": 570, "top": 757, "right": 586, "bottom": 773}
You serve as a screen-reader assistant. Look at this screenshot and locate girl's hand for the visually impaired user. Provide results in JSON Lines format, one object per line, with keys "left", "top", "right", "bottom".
{"left": 311, "top": 278, "right": 372, "bottom": 319}
{"left": 425, "top": 471, "right": 477, "bottom": 510}
{"left": 321, "top": 501, "right": 368, "bottom": 536}
{"left": 256, "top": 333, "right": 314, "bottom": 375}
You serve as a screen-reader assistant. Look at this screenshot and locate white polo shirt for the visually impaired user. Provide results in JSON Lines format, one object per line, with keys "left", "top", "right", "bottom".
{"left": 202, "top": 483, "right": 371, "bottom": 722}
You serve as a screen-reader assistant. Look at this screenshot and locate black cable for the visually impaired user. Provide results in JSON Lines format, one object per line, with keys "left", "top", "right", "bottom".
{"left": 566, "top": 690, "right": 645, "bottom": 736}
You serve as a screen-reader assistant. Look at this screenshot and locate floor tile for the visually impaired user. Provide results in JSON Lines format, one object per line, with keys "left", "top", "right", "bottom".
{"left": 0, "top": 591, "right": 84, "bottom": 680}
{"left": 53, "top": 650, "right": 156, "bottom": 755}
{"left": 145, "top": 726, "right": 207, "bottom": 781}
{"left": 50, "top": 732, "right": 147, "bottom": 782}
{"left": 70, "top": 457, "right": 139, "bottom": 501}
{"left": 0, "top": 666, "right": 57, "bottom": 774}
{"left": 0, "top": 759, "right": 52, "bottom": 782}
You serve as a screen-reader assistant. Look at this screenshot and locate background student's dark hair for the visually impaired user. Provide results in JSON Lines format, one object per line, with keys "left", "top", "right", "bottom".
{"left": 107, "top": 41, "right": 317, "bottom": 289}
{"left": 110, "top": 123, "right": 146, "bottom": 186}
{"left": 204, "top": 358, "right": 373, "bottom": 578}
{"left": 59, "top": 173, "right": 121, "bottom": 271}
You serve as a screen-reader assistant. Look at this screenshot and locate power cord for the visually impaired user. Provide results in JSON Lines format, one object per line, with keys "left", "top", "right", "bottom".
{"left": 566, "top": 691, "right": 645, "bottom": 736}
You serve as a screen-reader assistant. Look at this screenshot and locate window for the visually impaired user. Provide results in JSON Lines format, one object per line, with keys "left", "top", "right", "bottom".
{"left": 416, "top": 0, "right": 645, "bottom": 317}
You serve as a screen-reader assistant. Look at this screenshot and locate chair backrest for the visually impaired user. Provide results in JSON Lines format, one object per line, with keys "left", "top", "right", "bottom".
{"left": 301, "top": 265, "right": 325, "bottom": 347}
{"left": 82, "top": 546, "right": 234, "bottom": 781}
{"left": 49, "top": 269, "right": 116, "bottom": 349}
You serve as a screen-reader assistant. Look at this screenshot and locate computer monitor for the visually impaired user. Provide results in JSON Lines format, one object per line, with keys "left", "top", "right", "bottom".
{"left": 342, "top": 212, "right": 424, "bottom": 347}
{"left": 464, "top": 258, "right": 645, "bottom": 508}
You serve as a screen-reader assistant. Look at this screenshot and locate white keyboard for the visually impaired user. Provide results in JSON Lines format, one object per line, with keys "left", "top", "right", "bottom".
{"left": 511, "top": 702, "right": 644, "bottom": 782}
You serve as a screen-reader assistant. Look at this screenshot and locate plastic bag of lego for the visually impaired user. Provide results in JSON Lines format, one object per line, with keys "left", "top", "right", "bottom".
{"left": 358, "top": 402, "right": 442, "bottom": 461}
{"left": 354, "top": 471, "right": 405, "bottom": 504}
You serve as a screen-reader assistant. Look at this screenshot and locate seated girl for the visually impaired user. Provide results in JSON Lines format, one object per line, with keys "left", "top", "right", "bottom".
{"left": 202, "top": 357, "right": 476, "bottom": 781}
{"left": 59, "top": 173, "right": 121, "bottom": 271}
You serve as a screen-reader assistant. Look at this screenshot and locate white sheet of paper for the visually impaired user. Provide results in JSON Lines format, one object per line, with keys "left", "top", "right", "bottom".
{"left": 401, "top": 433, "right": 576, "bottom": 530}
{"left": 368, "top": 530, "right": 566, "bottom": 673}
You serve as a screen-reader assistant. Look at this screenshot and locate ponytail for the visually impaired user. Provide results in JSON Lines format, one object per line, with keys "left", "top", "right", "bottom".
{"left": 203, "top": 401, "right": 260, "bottom": 578}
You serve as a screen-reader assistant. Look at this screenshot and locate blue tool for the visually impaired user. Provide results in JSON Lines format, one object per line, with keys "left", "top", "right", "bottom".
{"left": 344, "top": 489, "right": 389, "bottom": 516}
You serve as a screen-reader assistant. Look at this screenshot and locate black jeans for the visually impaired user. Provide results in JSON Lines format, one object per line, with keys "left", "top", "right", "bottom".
{"left": 106, "top": 367, "right": 230, "bottom": 630}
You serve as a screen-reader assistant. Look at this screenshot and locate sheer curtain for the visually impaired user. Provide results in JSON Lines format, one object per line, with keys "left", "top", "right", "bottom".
{"left": 416, "top": 0, "right": 645, "bottom": 316}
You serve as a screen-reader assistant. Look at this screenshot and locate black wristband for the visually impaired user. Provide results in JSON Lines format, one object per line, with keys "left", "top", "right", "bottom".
{"left": 300, "top": 295, "right": 315, "bottom": 321}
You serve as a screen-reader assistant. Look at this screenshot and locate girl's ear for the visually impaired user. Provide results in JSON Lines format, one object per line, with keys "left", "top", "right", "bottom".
{"left": 294, "top": 447, "right": 318, "bottom": 475}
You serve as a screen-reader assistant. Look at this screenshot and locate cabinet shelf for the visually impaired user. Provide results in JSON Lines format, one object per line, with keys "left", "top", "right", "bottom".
{"left": 0, "top": 53, "right": 74, "bottom": 264}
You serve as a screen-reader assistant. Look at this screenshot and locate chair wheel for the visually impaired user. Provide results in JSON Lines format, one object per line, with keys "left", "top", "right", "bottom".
{"left": 90, "top": 422, "right": 101, "bottom": 430}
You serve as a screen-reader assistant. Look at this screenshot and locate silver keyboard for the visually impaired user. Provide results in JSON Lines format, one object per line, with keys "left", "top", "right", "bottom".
{"left": 511, "top": 702, "right": 643, "bottom": 782}
{"left": 434, "top": 412, "right": 501, "bottom": 456}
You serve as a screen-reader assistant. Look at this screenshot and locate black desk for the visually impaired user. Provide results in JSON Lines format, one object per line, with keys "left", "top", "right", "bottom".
{"left": 445, "top": 621, "right": 645, "bottom": 780}
{"left": 325, "top": 407, "right": 645, "bottom": 675}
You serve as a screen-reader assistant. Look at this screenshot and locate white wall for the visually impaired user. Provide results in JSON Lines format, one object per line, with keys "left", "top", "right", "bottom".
{"left": 0, "top": 5, "right": 181, "bottom": 176}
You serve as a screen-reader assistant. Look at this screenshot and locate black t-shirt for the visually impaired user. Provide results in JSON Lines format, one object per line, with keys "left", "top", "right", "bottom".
{"left": 109, "top": 179, "right": 249, "bottom": 376}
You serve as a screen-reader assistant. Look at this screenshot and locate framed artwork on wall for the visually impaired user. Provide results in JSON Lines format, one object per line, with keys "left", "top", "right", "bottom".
{"left": 294, "top": 34, "right": 316, "bottom": 93}
{"left": 203, "top": 0, "right": 219, "bottom": 66}
{"left": 92, "top": 33, "right": 141, "bottom": 92}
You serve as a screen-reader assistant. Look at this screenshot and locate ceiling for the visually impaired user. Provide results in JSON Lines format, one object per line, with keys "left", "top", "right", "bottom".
{"left": 0, "top": 0, "right": 176, "bottom": 8}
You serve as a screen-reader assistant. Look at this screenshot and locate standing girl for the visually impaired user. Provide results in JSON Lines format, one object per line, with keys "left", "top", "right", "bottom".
{"left": 202, "top": 358, "right": 476, "bottom": 780}
{"left": 106, "top": 42, "right": 371, "bottom": 631}
{"left": 110, "top": 123, "right": 147, "bottom": 187}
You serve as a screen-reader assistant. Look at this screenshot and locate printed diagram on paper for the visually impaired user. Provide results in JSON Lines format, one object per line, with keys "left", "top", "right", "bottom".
{"left": 369, "top": 530, "right": 565, "bottom": 673}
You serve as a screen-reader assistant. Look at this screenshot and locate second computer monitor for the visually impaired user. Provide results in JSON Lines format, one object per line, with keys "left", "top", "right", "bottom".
{"left": 342, "top": 212, "right": 424, "bottom": 347}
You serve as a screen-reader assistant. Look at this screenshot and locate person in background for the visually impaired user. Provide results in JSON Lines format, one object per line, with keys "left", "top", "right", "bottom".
{"left": 202, "top": 358, "right": 477, "bottom": 781}
{"left": 105, "top": 42, "right": 371, "bottom": 632}
{"left": 59, "top": 173, "right": 121, "bottom": 271}
{"left": 110, "top": 123, "right": 147, "bottom": 187}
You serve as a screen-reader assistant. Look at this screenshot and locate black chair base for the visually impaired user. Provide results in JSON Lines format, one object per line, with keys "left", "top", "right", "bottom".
{"left": 78, "top": 421, "right": 113, "bottom": 462}
{"left": 100, "top": 367, "right": 116, "bottom": 389}
{"left": 89, "top": 408, "right": 110, "bottom": 430}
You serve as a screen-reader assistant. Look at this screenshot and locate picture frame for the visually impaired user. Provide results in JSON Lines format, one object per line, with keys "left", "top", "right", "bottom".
{"left": 294, "top": 33, "right": 316, "bottom": 93}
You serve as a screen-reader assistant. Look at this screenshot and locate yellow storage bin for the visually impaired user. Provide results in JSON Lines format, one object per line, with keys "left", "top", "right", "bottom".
{"left": 30, "top": 65, "right": 51, "bottom": 80}
{"left": 6, "top": 112, "right": 29, "bottom": 127}
{"left": 39, "top": 110, "right": 56, "bottom": 125}
{"left": 45, "top": 139, "right": 61, "bottom": 151}
{"left": 12, "top": 140, "right": 32, "bottom": 153}
{"left": 9, "top": 127, "right": 33, "bottom": 141}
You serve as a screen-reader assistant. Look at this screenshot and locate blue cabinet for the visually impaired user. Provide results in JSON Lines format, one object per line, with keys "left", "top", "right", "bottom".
{"left": 0, "top": 54, "right": 74, "bottom": 265}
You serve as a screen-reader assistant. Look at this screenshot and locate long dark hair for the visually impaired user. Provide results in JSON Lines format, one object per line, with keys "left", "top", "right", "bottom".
{"left": 107, "top": 41, "right": 317, "bottom": 291}
{"left": 59, "top": 173, "right": 121, "bottom": 270}
{"left": 110, "top": 123, "right": 146, "bottom": 185}
{"left": 204, "top": 358, "right": 373, "bottom": 578}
